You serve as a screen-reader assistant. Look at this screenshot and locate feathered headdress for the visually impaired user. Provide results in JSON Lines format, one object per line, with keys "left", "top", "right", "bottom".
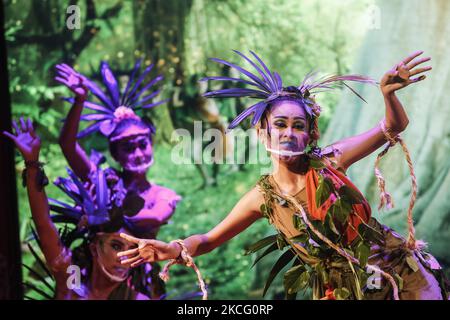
{"left": 48, "top": 150, "right": 145, "bottom": 244}
{"left": 200, "top": 50, "right": 376, "bottom": 131}
{"left": 59, "top": 60, "right": 168, "bottom": 139}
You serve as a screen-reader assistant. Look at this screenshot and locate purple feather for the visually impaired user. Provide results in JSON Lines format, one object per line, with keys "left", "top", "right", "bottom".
{"left": 77, "top": 122, "right": 103, "bottom": 139}
{"left": 100, "top": 61, "right": 121, "bottom": 107}
{"left": 233, "top": 50, "right": 274, "bottom": 91}
{"left": 89, "top": 169, "right": 109, "bottom": 225}
{"left": 124, "top": 64, "right": 154, "bottom": 106}
{"left": 228, "top": 101, "right": 268, "bottom": 129}
{"left": 203, "top": 88, "right": 268, "bottom": 99}
{"left": 209, "top": 57, "right": 271, "bottom": 93}
{"left": 80, "top": 114, "right": 114, "bottom": 121}
{"left": 249, "top": 51, "right": 278, "bottom": 91}
{"left": 133, "top": 89, "right": 161, "bottom": 107}
{"left": 62, "top": 97, "right": 111, "bottom": 114}
{"left": 83, "top": 77, "right": 115, "bottom": 110}
{"left": 121, "top": 59, "right": 142, "bottom": 105}
{"left": 139, "top": 98, "right": 169, "bottom": 109}
{"left": 128, "top": 75, "right": 164, "bottom": 106}
{"left": 200, "top": 76, "right": 257, "bottom": 87}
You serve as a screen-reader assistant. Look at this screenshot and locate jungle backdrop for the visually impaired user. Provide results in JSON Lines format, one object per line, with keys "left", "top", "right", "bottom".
{"left": 4, "top": 0, "right": 449, "bottom": 299}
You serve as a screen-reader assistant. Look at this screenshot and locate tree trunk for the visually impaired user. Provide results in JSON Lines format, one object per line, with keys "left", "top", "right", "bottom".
{"left": 0, "top": 2, "right": 23, "bottom": 300}
{"left": 322, "top": 0, "right": 450, "bottom": 264}
{"left": 132, "top": 0, "right": 194, "bottom": 144}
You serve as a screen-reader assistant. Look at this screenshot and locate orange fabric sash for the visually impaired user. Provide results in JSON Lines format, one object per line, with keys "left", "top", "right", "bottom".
{"left": 305, "top": 163, "right": 371, "bottom": 244}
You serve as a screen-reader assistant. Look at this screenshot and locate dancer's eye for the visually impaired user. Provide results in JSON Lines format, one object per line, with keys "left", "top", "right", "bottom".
{"left": 138, "top": 140, "right": 148, "bottom": 150}
{"left": 274, "top": 121, "right": 286, "bottom": 128}
{"left": 294, "top": 122, "right": 305, "bottom": 130}
{"left": 121, "top": 143, "right": 134, "bottom": 153}
{"left": 111, "top": 241, "right": 123, "bottom": 251}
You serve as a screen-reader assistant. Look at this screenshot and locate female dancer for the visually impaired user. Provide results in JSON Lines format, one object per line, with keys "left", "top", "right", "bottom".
{"left": 4, "top": 119, "right": 153, "bottom": 299}
{"left": 116, "top": 51, "right": 447, "bottom": 300}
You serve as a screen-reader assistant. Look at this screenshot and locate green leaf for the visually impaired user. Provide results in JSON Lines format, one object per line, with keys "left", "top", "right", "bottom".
{"left": 309, "top": 159, "right": 326, "bottom": 169}
{"left": 263, "top": 249, "right": 295, "bottom": 297}
{"left": 357, "top": 223, "right": 384, "bottom": 246}
{"left": 406, "top": 255, "right": 420, "bottom": 273}
{"left": 355, "top": 241, "right": 370, "bottom": 267}
{"left": 283, "top": 264, "right": 306, "bottom": 295}
{"left": 325, "top": 213, "right": 340, "bottom": 236}
{"left": 315, "top": 263, "right": 329, "bottom": 284}
{"left": 338, "top": 185, "right": 364, "bottom": 204}
{"left": 334, "top": 287, "right": 351, "bottom": 300}
{"left": 290, "top": 232, "right": 309, "bottom": 244}
{"left": 244, "top": 234, "right": 278, "bottom": 255}
{"left": 292, "top": 214, "right": 306, "bottom": 230}
{"left": 316, "top": 177, "right": 334, "bottom": 207}
{"left": 330, "top": 198, "right": 352, "bottom": 224}
{"left": 277, "top": 234, "right": 288, "bottom": 250}
{"left": 251, "top": 242, "right": 279, "bottom": 267}
{"left": 394, "top": 273, "right": 404, "bottom": 291}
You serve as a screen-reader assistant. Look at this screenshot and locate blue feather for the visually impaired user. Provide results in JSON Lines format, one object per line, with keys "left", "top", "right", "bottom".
{"left": 77, "top": 122, "right": 103, "bottom": 139}
{"left": 62, "top": 97, "right": 112, "bottom": 114}
{"left": 233, "top": 50, "right": 274, "bottom": 91}
{"left": 100, "top": 61, "right": 121, "bottom": 107}
{"left": 121, "top": 59, "right": 142, "bottom": 105}
{"left": 209, "top": 57, "right": 271, "bottom": 93}
{"left": 128, "top": 75, "right": 164, "bottom": 106}
{"left": 124, "top": 64, "right": 154, "bottom": 106}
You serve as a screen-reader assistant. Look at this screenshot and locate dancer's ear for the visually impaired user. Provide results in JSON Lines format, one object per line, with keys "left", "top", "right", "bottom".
{"left": 89, "top": 241, "right": 98, "bottom": 258}
{"left": 257, "top": 127, "right": 267, "bottom": 146}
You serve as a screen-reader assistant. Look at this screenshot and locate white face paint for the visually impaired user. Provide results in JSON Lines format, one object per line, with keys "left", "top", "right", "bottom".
{"left": 265, "top": 146, "right": 306, "bottom": 157}
{"left": 95, "top": 238, "right": 129, "bottom": 283}
{"left": 123, "top": 157, "right": 154, "bottom": 174}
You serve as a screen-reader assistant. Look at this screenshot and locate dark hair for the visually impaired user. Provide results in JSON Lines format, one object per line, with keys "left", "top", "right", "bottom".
{"left": 108, "top": 117, "right": 155, "bottom": 159}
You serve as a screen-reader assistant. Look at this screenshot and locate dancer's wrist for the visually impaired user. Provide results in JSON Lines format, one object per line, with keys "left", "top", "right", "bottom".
{"left": 169, "top": 241, "right": 183, "bottom": 259}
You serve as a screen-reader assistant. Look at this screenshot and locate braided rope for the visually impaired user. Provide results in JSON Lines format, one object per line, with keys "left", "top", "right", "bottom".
{"left": 159, "top": 239, "right": 208, "bottom": 300}
{"left": 377, "top": 120, "right": 418, "bottom": 250}
{"left": 285, "top": 195, "right": 400, "bottom": 300}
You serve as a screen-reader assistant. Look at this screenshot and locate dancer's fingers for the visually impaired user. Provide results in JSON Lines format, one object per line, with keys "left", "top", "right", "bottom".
{"left": 120, "top": 233, "right": 141, "bottom": 244}
{"left": 20, "top": 117, "right": 27, "bottom": 132}
{"left": 410, "top": 75, "right": 426, "bottom": 83}
{"left": 402, "top": 50, "right": 424, "bottom": 65}
{"left": 121, "top": 255, "right": 142, "bottom": 266}
{"left": 12, "top": 120, "right": 20, "bottom": 135}
{"left": 117, "top": 247, "right": 139, "bottom": 258}
{"left": 409, "top": 66, "right": 432, "bottom": 76}
{"left": 131, "top": 259, "right": 145, "bottom": 268}
{"left": 3, "top": 131, "right": 17, "bottom": 142}
{"left": 407, "top": 56, "right": 431, "bottom": 70}
{"left": 27, "top": 118, "right": 36, "bottom": 138}
{"left": 54, "top": 77, "right": 69, "bottom": 87}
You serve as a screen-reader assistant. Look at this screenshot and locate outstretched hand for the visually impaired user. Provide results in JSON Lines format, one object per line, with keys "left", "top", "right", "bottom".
{"left": 380, "top": 51, "right": 432, "bottom": 95}
{"left": 117, "top": 233, "right": 181, "bottom": 268}
{"left": 55, "top": 63, "right": 88, "bottom": 101}
{"left": 3, "top": 117, "right": 41, "bottom": 161}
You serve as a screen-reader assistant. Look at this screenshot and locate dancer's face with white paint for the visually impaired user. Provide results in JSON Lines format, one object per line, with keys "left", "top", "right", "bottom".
{"left": 259, "top": 100, "right": 311, "bottom": 163}
{"left": 111, "top": 128, "right": 154, "bottom": 174}
{"left": 91, "top": 231, "right": 137, "bottom": 282}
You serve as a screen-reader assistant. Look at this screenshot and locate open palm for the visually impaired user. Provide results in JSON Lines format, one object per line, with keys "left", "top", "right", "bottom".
{"left": 3, "top": 118, "right": 41, "bottom": 161}
{"left": 55, "top": 63, "right": 88, "bottom": 100}
{"left": 380, "top": 51, "right": 432, "bottom": 95}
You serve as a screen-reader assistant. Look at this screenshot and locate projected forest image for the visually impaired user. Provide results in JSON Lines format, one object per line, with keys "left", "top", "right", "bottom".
{"left": 3, "top": 0, "right": 449, "bottom": 300}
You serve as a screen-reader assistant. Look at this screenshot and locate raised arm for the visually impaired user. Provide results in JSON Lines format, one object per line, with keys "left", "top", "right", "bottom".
{"left": 327, "top": 51, "right": 431, "bottom": 171}
{"left": 55, "top": 64, "right": 91, "bottom": 181}
{"left": 118, "top": 187, "right": 265, "bottom": 267}
{"left": 3, "top": 119, "right": 69, "bottom": 276}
